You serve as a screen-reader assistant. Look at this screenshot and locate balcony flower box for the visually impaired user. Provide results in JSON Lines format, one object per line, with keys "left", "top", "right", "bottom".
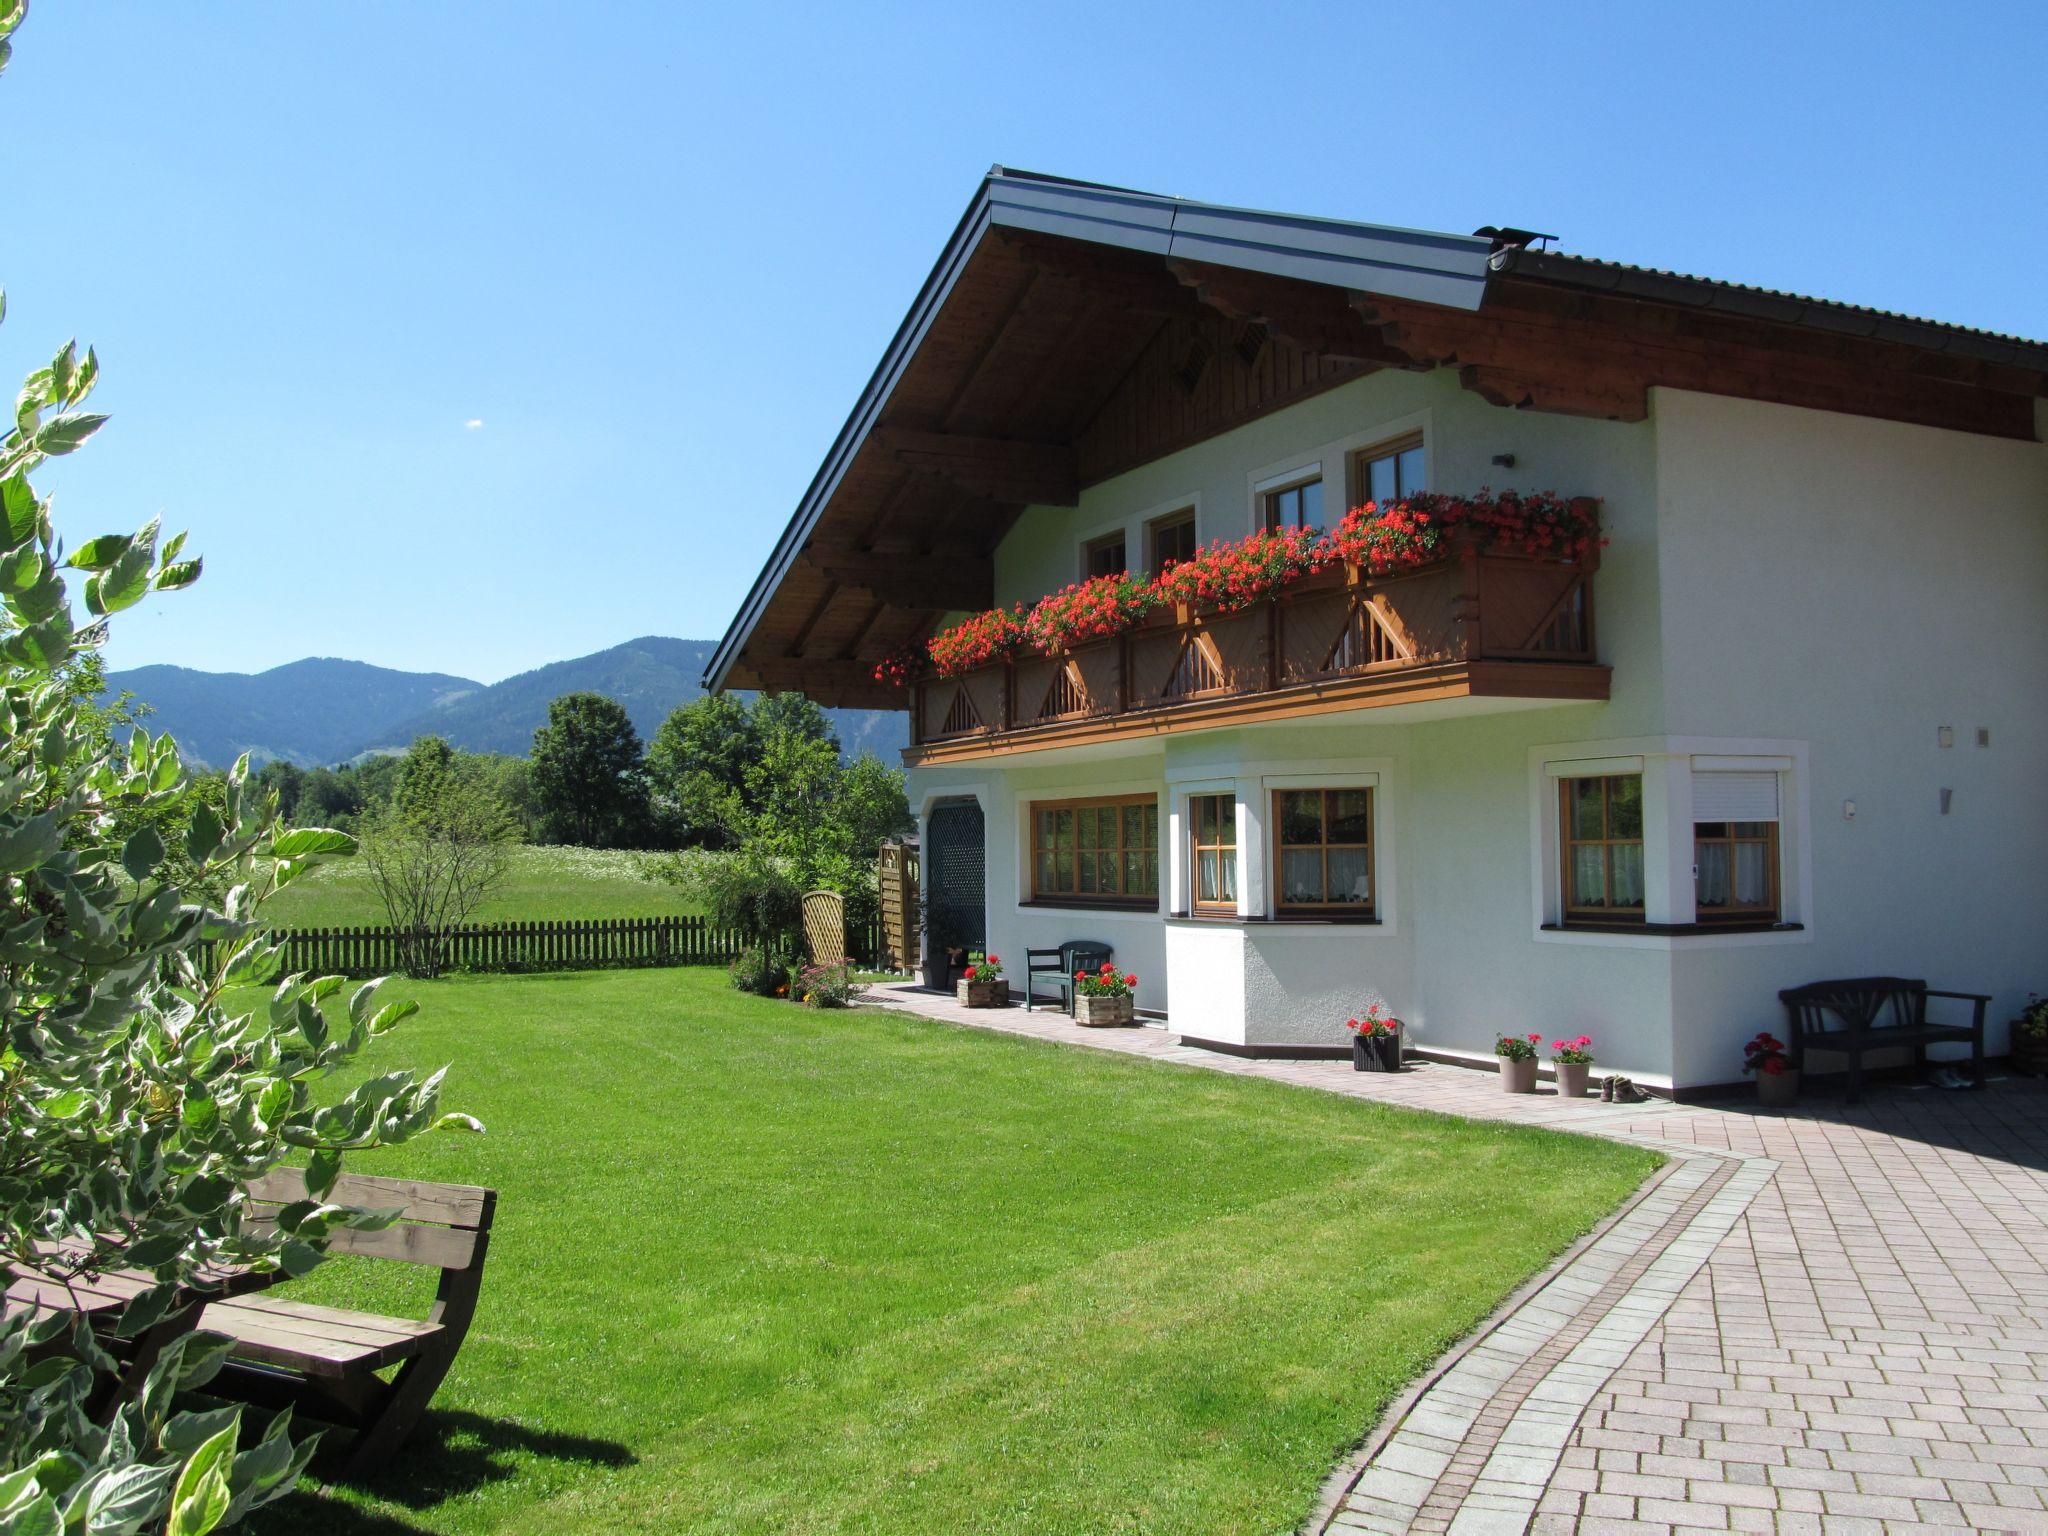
{"left": 956, "top": 957, "right": 1008, "bottom": 1008}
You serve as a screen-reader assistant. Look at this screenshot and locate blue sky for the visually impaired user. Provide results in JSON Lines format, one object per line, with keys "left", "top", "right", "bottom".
{"left": 5, "top": 1, "right": 2042, "bottom": 683}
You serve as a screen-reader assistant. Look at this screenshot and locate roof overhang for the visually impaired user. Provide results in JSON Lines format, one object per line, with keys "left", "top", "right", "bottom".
{"left": 703, "top": 170, "right": 1490, "bottom": 698}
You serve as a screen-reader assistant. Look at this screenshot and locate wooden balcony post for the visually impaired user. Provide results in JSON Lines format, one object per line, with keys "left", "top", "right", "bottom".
{"left": 1451, "top": 536, "right": 1483, "bottom": 662}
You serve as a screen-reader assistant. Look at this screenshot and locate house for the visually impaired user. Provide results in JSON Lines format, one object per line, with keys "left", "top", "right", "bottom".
{"left": 706, "top": 169, "right": 2048, "bottom": 1094}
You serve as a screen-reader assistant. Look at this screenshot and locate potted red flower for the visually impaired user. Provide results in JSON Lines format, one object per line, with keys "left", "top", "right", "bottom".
{"left": 1344, "top": 998, "right": 1403, "bottom": 1073}
{"left": 1550, "top": 1035, "right": 1595, "bottom": 1099}
{"left": 1743, "top": 1031, "right": 1799, "bottom": 1109}
{"left": 956, "top": 953, "right": 1008, "bottom": 1009}
{"left": 1495, "top": 1032, "right": 1541, "bottom": 1094}
{"left": 1074, "top": 962, "right": 1138, "bottom": 1027}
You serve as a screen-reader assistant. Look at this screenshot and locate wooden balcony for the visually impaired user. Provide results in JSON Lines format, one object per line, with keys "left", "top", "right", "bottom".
{"left": 907, "top": 542, "right": 1609, "bottom": 764}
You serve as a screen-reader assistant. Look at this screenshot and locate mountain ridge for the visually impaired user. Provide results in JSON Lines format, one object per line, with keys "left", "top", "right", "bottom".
{"left": 106, "top": 637, "right": 907, "bottom": 767}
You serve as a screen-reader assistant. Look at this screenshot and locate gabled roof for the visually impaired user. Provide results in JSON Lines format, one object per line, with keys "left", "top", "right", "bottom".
{"left": 704, "top": 169, "right": 1492, "bottom": 697}
{"left": 707, "top": 169, "right": 2047, "bottom": 704}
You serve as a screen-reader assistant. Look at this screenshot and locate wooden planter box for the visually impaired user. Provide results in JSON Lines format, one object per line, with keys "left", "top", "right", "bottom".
{"left": 956, "top": 978, "right": 1010, "bottom": 1009}
{"left": 1074, "top": 993, "right": 1135, "bottom": 1028}
{"left": 2010, "top": 1026, "right": 2048, "bottom": 1077}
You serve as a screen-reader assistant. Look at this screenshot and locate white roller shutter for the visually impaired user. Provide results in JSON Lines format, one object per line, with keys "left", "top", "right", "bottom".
{"left": 1692, "top": 770, "right": 1779, "bottom": 822}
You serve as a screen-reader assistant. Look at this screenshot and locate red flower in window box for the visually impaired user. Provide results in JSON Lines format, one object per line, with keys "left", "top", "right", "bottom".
{"left": 1023, "top": 571, "right": 1159, "bottom": 653}
{"left": 1153, "top": 524, "right": 1333, "bottom": 614}
{"left": 926, "top": 604, "right": 1027, "bottom": 678}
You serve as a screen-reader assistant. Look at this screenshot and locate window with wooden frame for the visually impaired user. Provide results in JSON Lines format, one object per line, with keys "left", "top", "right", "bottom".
{"left": 1188, "top": 794, "right": 1238, "bottom": 914}
{"left": 1147, "top": 508, "right": 1198, "bottom": 573}
{"left": 1348, "top": 432, "right": 1425, "bottom": 507}
{"left": 1274, "top": 789, "right": 1375, "bottom": 915}
{"left": 1030, "top": 796, "right": 1158, "bottom": 905}
{"left": 1559, "top": 774, "right": 1645, "bottom": 920}
{"left": 1693, "top": 821, "right": 1779, "bottom": 920}
{"left": 1083, "top": 532, "right": 1127, "bottom": 579}
{"left": 1261, "top": 475, "right": 1323, "bottom": 531}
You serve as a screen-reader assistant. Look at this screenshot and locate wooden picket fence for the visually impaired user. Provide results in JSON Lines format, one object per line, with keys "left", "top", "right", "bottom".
{"left": 247, "top": 915, "right": 886, "bottom": 979}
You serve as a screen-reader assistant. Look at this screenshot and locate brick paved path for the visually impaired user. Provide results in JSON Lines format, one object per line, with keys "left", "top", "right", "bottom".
{"left": 862, "top": 984, "right": 2048, "bottom": 1533}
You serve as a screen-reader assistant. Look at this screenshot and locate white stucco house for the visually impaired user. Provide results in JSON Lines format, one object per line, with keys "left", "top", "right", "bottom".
{"left": 707, "top": 169, "right": 2047, "bottom": 1095}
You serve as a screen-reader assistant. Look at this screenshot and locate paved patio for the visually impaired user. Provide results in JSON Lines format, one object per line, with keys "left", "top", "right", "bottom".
{"left": 861, "top": 982, "right": 2048, "bottom": 1533}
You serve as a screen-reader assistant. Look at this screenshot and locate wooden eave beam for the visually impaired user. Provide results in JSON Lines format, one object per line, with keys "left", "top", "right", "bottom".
{"left": 1169, "top": 259, "right": 1416, "bottom": 367}
{"left": 740, "top": 656, "right": 907, "bottom": 709}
{"left": 800, "top": 546, "right": 993, "bottom": 612}
{"left": 1000, "top": 233, "right": 1209, "bottom": 319}
{"left": 876, "top": 425, "right": 1080, "bottom": 506}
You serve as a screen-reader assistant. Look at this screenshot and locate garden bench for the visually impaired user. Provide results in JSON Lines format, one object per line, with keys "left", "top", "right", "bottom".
{"left": 1024, "top": 939, "right": 1113, "bottom": 1015}
{"left": 1779, "top": 976, "right": 1988, "bottom": 1104}
{"left": 201, "top": 1168, "right": 496, "bottom": 1477}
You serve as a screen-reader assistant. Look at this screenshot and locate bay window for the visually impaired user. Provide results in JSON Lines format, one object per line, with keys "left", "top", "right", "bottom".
{"left": 1274, "top": 788, "right": 1375, "bottom": 915}
{"left": 1560, "top": 774, "right": 1645, "bottom": 919}
{"left": 1189, "top": 794, "right": 1238, "bottom": 914}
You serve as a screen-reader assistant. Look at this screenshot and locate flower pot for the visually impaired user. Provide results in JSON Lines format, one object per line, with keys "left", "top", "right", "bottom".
{"left": 1499, "top": 1056, "right": 1538, "bottom": 1094}
{"left": 1351, "top": 1033, "right": 1400, "bottom": 1072}
{"left": 1756, "top": 1066, "right": 1800, "bottom": 1110}
{"left": 1554, "top": 1062, "right": 1590, "bottom": 1100}
{"left": 956, "top": 979, "right": 1009, "bottom": 1009}
{"left": 2011, "top": 1028, "right": 2048, "bottom": 1078}
{"left": 1074, "top": 993, "right": 1135, "bottom": 1028}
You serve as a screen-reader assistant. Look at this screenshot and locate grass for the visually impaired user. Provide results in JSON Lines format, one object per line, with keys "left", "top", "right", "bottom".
{"left": 254, "top": 969, "right": 1657, "bottom": 1536}
{"left": 262, "top": 844, "right": 696, "bottom": 927}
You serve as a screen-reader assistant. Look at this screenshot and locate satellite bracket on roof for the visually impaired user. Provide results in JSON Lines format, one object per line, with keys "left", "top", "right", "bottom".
{"left": 1473, "top": 225, "right": 1558, "bottom": 254}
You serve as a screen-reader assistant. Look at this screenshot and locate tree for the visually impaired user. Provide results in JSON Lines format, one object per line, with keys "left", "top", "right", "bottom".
{"left": 646, "top": 692, "right": 755, "bottom": 849}
{"left": 253, "top": 758, "right": 306, "bottom": 821}
{"left": 530, "top": 692, "right": 652, "bottom": 849}
{"left": 0, "top": 14, "right": 472, "bottom": 1517}
{"left": 392, "top": 734, "right": 458, "bottom": 821}
{"left": 362, "top": 769, "right": 517, "bottom": 979}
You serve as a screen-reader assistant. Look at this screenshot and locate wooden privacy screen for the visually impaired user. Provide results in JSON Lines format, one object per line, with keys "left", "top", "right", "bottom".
{"left": 802, "top": 890, "right": 847, "bottom": 965}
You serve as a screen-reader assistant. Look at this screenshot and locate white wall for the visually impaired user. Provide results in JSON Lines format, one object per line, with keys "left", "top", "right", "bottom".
{"left": 1652, "top": 389, "right": 2048, "bottom": 1080}
{"left": 911, "top": 371, "right": 2048, "bottom": 1091}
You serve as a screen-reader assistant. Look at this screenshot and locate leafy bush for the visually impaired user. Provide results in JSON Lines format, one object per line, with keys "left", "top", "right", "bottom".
{"left": 728, "top": 945, "right": 790, "bottom": 998}
{"left": 0, "top": 15, "right": 472, "bottom": 1520}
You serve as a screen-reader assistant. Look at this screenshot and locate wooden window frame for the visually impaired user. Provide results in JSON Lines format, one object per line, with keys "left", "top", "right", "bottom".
{"left": 1188, "top": 793, "right": 1239, "bottom": 916}
{"left": 1082, "top": 532, "right": 1127, "bottom": 580}
{"left": 1146, "top": 507, "right": 1198, "bottom": 574}
{"left": 1260, "top": 475, "right": 1323, "bottom": 532}
{"left": 1558, "top": 774, "right": 1646, "bottom": 922}
{"left": 1346, "top": 430, "right": 1425, "bottom": 508}
{"left": 1271, "top": 787, "right": 1376, "bottom": 916}
{"left": 1029, "top": 794, "right": 1158, "bottom": 906}
{"left": 1692, "top": 820, "right": 1781, "bottom": 923}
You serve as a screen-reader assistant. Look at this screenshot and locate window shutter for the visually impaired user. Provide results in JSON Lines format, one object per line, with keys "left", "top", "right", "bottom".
{"left": 1692, "top": 770, "right": 1779, "bottom": 822}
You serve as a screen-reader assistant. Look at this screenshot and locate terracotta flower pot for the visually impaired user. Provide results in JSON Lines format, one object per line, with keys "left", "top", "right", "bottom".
{"left": 1074, "top": 993, "right": 1135, "bottom": 1028}
{"left": 1756, "top": 1066, "right": 1800, "bottom": 1110}
{"left": 1554, "top": 1062, "right": 1590, "bottom": 1099}
{"left": 1499, "top": 1056, "right": 1538, "bottom": 1094}
{"left": 956, "top": 978, "right": 1009, "bottom": 1009}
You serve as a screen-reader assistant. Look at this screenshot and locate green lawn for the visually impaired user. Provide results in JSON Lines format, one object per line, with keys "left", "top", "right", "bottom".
{"left": 255, "top": 969, "right": 1656, "bottom": 1536}
{"left": 263, "top": 844, "right": 695, "bottom": 927}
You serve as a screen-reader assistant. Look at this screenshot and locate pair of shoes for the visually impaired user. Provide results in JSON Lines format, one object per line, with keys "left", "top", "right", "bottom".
{"left": 1607, "top": 1075, "right": 1648, "bottom": 1104}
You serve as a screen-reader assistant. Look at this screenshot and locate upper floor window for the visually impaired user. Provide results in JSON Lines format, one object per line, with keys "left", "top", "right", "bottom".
{"left": 1275, "top": 789, "right": 1375, "bottom": 914}
{"left": 1262, "top": 476, "right": 1323, "bottom": 532}
{"left": 1189, "top": 794, "right": 1238, "bottom": 914}
{"left": 1147, "top": 508, "right": 1198, "bottom": 572}
{"left": 1560, "top": 774, "right": 1644, "bottom": 919}
{"left": 1032, "top": 796, "right": 1158, "bottom": 905}
{"left": 1351, "top": 433, "right": 1425, "bottom": 506}
{"left": 1084, "top": 532, "right": 1127, "bottom": 579}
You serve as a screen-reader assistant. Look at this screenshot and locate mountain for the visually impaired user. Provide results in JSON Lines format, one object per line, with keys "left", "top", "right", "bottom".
{"left": 103, "top": 658, "right": 481, "bottom": 769}
{"left": 106, "top": 637, "right": 909, "bottom": 768}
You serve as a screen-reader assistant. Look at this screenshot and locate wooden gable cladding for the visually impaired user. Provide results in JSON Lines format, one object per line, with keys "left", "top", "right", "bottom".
{"left": 1352, "top": 278, "right": 2042, "bottom": 440}
{"left": 1075, "top": 311, "right": 1368, "bottom": 486}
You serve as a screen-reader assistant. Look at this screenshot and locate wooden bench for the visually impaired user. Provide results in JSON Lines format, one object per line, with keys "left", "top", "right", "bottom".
{"left": 1024, "top": 939, "right": 1113, "bottom": 1015}
{"left": 201, "top": 1169, "right": 496, "bottom": 1477}
{"left": 1779, "top": 976, "right": 1988, "bottom": 1104}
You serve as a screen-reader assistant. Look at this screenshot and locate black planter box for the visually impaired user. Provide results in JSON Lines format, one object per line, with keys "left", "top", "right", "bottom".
{"left": 1351, "top": 1033, "right": 1401, "bottom": 1072}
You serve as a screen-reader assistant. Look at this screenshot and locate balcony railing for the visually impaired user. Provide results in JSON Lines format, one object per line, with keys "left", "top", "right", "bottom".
{"left": 909, "top": 540, "right": 1606, "bottom": 757}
